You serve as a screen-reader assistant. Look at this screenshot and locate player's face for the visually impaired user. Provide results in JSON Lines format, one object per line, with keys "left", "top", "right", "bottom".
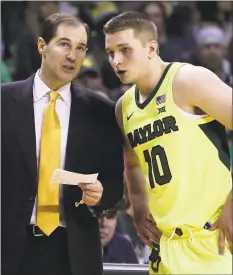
{"left": 38, "top": 23, "right": 87, "bottom": 87}
{"left": 105, "top": 29, "right": 150, "bottom": 84}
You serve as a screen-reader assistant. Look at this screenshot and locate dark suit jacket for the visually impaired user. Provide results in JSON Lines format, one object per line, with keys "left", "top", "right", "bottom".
{"left": 1, "top": 75, "right": 124, "bottom": 275}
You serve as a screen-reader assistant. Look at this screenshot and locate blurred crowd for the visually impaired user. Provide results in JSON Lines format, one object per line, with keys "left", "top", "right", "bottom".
{"left": 1, "top": 0, "right": 232, "bottom": 265}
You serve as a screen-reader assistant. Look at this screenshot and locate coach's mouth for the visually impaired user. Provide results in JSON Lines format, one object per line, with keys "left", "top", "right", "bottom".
{"left": 62, "top": 65, "right": 75, "bottom": 73}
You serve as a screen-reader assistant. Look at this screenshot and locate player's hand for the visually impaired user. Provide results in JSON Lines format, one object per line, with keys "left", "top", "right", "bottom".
{"left": 210, "top": 192, "right": 233, "bottom": 255}
{"left": 134, "top": 209, "right": 162, "bottom": 248}
{"left": 79, "top": 180, "right": 103, "bottom": 206}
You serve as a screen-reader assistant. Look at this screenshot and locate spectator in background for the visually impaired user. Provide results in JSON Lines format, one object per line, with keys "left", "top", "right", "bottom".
{"left": 195, "top": 1, "right": 232, "bottom": 45}
{"left": 88, "top": 2, "right": 122, "bottom": 92}
{"left": 76, "top": 56, "right": 109, "bottom": 97}
{"left": 14, "top": 1, "right": 60, "bottom": 80}
{"left": 1, "top": 26, "right": 5, "bottom": 58}
{"left": 141, "top": 2, "right": 168, "bottom": 48}
{"left": 217, "top": 1, "right": 233, "bottom": 45}
{"left": 1, "top": 61, "right": 12, "bottom": 83}
{"left": 159, "top": 4, "right": 196, "bottom": 61}
{"left": 181, "top": 26, "right": 232, "bottom": 86}
{"left": 1, "top": 1, "right": 26, "bottom": 59}
{"left": 100, "top": 208, "right": 139, "bottom": 264}
{"left": 197, "top": 1, "right": 221, "bottom": 28}
{"left": 78, "top": 2, "right": 135, "bottom": 101}
{"left": 228, "top": 36, "right": 233, "bottom": 75}
{"left": 1, "top": 27, "right": 12, "bottom": 83}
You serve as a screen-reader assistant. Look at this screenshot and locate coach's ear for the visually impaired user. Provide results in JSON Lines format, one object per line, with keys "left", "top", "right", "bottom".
{"left": 38, "top": 37, "right": 47, "bottom": 57}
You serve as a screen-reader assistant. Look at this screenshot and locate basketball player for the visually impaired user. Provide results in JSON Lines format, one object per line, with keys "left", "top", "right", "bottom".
{"left": 103, "top": 11, "right": 232, "bottom": 274}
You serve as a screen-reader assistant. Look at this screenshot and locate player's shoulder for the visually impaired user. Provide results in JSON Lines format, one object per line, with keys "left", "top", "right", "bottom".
{"left": 172, "top": 63, "right": 221, "bottom": 105}
{"left": 174, "top": 63, "right": 215, "bottom": 88}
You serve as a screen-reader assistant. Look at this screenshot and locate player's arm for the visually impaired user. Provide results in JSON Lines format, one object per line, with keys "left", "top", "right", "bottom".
{"left": 115, "top": 97, "right": 161, "bottom": 246}
{"left": 174, "top": 66, "right": 233, "bottom": 253}
{"left": 174, "top": 65, "right": 232, "bottom": 130}
{"left": 115, "top": 97, "right": 148, "bottom": 212}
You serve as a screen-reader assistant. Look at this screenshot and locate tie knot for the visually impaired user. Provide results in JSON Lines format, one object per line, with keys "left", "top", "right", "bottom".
{"left": 49, "top": 91, "right": 60, "bottom": 102}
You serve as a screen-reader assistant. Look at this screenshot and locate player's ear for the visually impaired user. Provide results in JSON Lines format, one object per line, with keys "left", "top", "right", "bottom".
{"left": 148, "top": 40, "right": 158, "bottom": 59}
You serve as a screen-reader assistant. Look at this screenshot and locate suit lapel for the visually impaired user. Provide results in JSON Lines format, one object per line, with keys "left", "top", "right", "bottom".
{"left": 12, "top": 75, "right": 37, "bottom": 185}
{"left": 65, "top": 84, "right": 90, "bottom": 171}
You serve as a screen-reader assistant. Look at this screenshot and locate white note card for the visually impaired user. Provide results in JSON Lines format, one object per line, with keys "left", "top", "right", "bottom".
{"left": 51, "top": 169, "right": 99, "bottom": 185}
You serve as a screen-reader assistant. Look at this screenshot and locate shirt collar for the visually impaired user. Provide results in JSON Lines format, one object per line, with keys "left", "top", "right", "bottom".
{"left": 33, "top": 70, "right": 71, "bottom": 106}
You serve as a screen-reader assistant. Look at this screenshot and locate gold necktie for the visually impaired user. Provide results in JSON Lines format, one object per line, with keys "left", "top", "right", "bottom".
{"left": 37, "top": 91, "right": 60, "bottom": 236}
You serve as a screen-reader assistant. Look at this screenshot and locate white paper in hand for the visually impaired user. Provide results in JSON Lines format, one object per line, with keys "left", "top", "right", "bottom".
{"left": 51, "top": 169, "right": 99, "bottom": 186}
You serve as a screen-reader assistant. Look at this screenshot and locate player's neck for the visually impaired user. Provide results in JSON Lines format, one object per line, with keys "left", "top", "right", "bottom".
{"left": 136, "top": 58, "right": 168, "bottom": 97}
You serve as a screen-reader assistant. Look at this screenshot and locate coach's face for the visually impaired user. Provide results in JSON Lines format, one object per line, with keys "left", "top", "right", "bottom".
{"left": 38, "top": 23, "right": 87, "bottom": 89}
{"left": 105, "top": 28, "right": 151, "bottom": 85}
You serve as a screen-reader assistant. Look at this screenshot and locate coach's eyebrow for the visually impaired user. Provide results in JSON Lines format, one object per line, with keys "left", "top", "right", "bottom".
{"left": 57, "top": 38, "right": 87, "bottom": 47}
{"left": 57, "top": 37, "right": 71, "bottom": 42}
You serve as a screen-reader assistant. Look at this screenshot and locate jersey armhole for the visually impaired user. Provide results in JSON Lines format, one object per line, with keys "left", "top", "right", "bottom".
{"left": 166, "top": 63, "right": 215, "bottom": 124}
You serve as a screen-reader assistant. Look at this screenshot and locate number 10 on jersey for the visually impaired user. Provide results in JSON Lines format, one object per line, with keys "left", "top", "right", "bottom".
{"left": 143, "top": 145, "right": 172, "bottom": 188}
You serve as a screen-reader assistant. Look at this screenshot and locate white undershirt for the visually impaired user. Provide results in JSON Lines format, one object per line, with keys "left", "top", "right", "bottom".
{"left": 30, "top": 70, "right": 71, "bottom": 227}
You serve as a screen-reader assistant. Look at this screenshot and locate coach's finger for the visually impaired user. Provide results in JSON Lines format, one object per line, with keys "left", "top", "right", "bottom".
{"left": 82, "top": 190, "right": 100, "bottom": 198}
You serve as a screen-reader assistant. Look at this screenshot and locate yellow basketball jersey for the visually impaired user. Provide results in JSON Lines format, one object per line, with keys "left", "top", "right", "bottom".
{"left": 122, "top": 62, "right": 232, "bottom": 232}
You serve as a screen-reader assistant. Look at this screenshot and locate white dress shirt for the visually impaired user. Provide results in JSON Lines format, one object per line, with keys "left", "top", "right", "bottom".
{"left": 30, "top": 70, "right": 71, "bottom": 227}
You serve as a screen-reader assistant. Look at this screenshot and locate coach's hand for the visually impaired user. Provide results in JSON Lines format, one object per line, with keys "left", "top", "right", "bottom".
{"left": 210, "top": 192, "right": 233, "bottom": 255}
{"left": 134, "top": 209, "right": 161, "bottom": 248}
{"left": 79, "top": 180, "right": 103, "bottom": 206}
